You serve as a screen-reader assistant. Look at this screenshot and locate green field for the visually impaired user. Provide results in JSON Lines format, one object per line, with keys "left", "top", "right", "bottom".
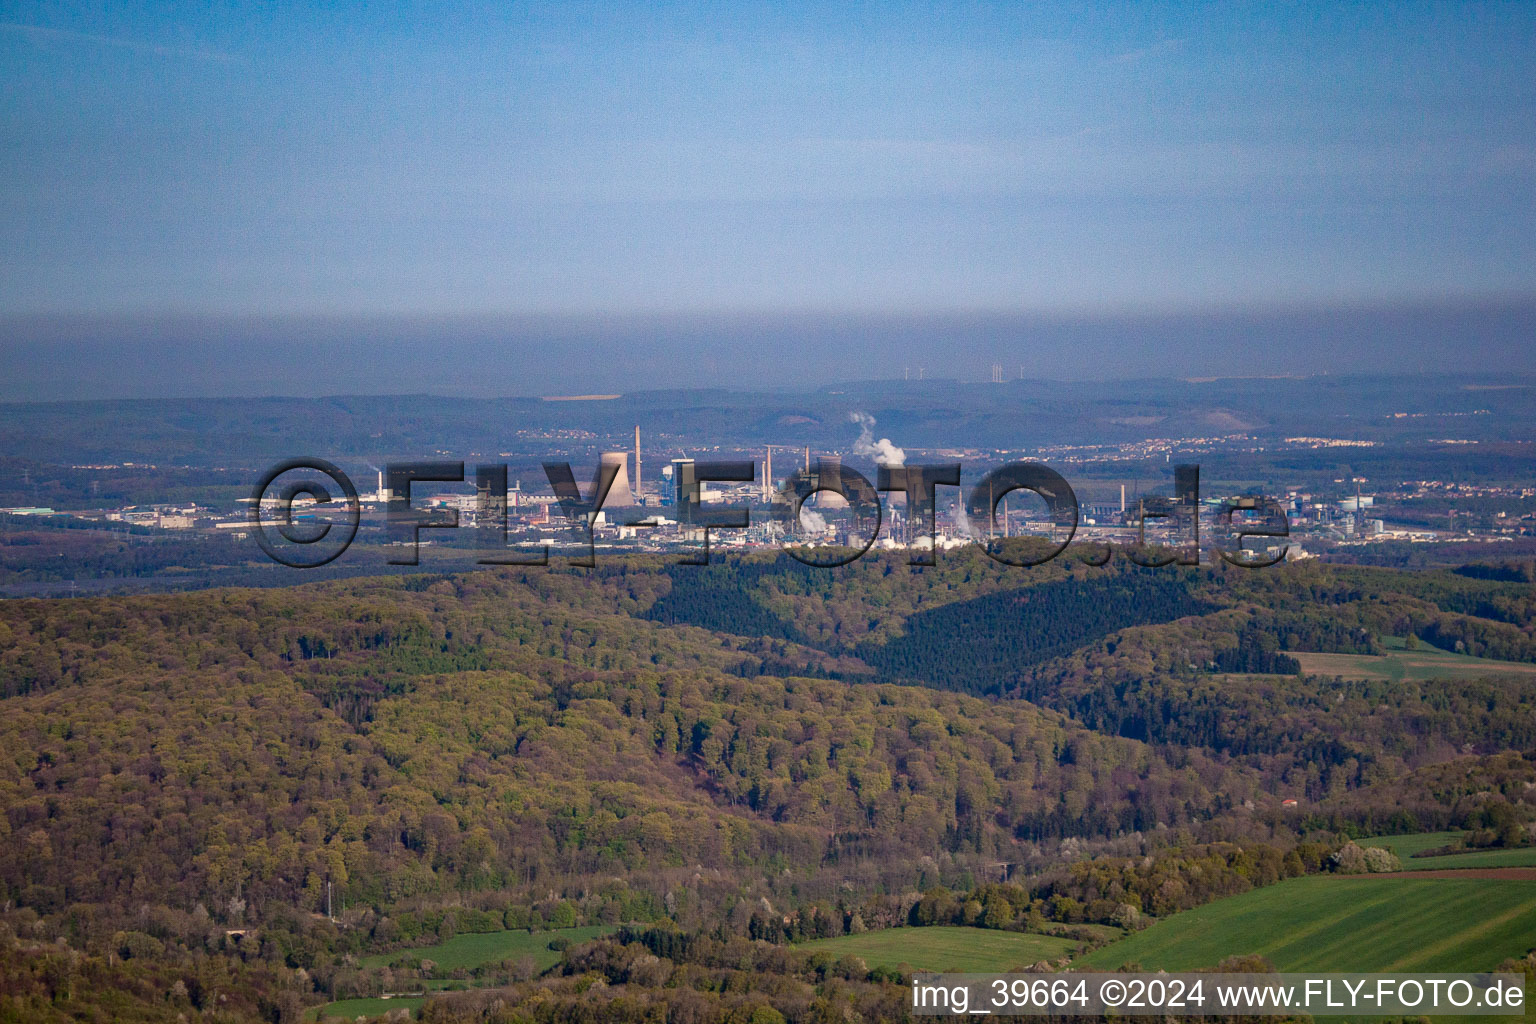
{"left": 1360, "top": 831, "right": 1536, "bottom": 870}
{"left": 1286, "top": 640, "right": 1536, "bottom": 683}
{"left": 358, "top": 925, "right": 613, "bottom": 973}
{"left": 312, "top": 995, "right": 426, "bottom": 1021}
{"left": 1079, "top": 875, "right": 1536, "bottom": 972}
{"left": 317, "top": 926, "right": 615, "bottom": 1020}
{"left": 797, "top": 926, "right": 1092, "bottom": 972}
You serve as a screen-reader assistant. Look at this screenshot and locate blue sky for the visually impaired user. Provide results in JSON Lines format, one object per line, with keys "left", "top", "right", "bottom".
{"left": 3, "top": 1, "right": 1533, "bottom": 322}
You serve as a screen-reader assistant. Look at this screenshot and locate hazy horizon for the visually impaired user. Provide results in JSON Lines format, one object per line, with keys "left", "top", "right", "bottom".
{"left": 1, "top": 295, "right": 1533, "bottom": 401}
{"left": 4, "top": 3, "right": 1534, "bottom": 399}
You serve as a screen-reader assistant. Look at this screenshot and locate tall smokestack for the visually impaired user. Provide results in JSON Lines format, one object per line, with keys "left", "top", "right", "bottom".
{"left": 634, "top": 425, "right": 641, "bottom": 500}
{"left": 1120, "top": 484, "right": 1126, "bottom": 513}
{"left": 764, "top": 447, "right": 772, "bottom": 502}
{"left": 804, "top": 446, "right": 810, "bottom": 472}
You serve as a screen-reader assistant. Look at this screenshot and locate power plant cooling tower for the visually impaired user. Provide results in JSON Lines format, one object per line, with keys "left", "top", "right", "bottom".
{"left": 599, "top": 452, "right": 636, "bottom": 507}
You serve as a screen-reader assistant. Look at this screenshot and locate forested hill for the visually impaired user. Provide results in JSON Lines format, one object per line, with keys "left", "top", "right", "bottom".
{"left": 2, "top": 552, "right": 1535, "bottom": 1020}
{"left": 0, "top": 559, "right": 1255, "bottom": 921}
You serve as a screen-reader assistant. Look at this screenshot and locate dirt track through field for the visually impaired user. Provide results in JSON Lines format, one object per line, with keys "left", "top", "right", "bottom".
{"left": 1367, "top": 867, "right": 1536, "bottom": 880}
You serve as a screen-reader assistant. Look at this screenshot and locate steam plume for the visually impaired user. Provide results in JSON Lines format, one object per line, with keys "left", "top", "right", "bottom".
{"left": 848, "top": 412, "right": 905, "bottom": 466}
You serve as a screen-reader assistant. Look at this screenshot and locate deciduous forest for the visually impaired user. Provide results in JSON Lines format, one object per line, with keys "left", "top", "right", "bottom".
{"left": 2, "top": 551, "right": 1534, "bottom": 1021}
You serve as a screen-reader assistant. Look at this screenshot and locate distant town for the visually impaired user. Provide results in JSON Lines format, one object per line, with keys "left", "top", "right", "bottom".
{"left": 7, "top": 430, "right": 1534, "bottom": 583}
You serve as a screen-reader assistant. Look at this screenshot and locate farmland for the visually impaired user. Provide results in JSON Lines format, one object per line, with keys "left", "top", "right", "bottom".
{"left": 314, "top": 926, "right": 616, "bottom": 1019}
{"left": 1285, "top": 642, "right": 1536, "bottom": 683}
{"left": 1359, "top": 832, "right": 1536, "bottom": 871}
{"left": 797, "top": 926, "right": 1092, "bottom": 973}
{"left": 1078, "top": 875, "right": 1536, "bottom": 973}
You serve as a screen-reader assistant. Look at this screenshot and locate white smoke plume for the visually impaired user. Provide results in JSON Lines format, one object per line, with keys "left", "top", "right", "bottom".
{"left": 848, "top": 411, "right": 905, "bottom": 466}
{"left": 952, "top": 501, "right": 982, "bottom": 541}
{"left": 798, "top": 506, "right": 830, "bottom": 534}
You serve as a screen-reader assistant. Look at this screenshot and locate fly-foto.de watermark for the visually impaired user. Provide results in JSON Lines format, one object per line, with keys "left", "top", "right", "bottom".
{"left": 250, "top": 456, "right": 1292, "bottom": 570}
{"left": 910, "top": 972, "right": 1527, "bottom": 1016}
